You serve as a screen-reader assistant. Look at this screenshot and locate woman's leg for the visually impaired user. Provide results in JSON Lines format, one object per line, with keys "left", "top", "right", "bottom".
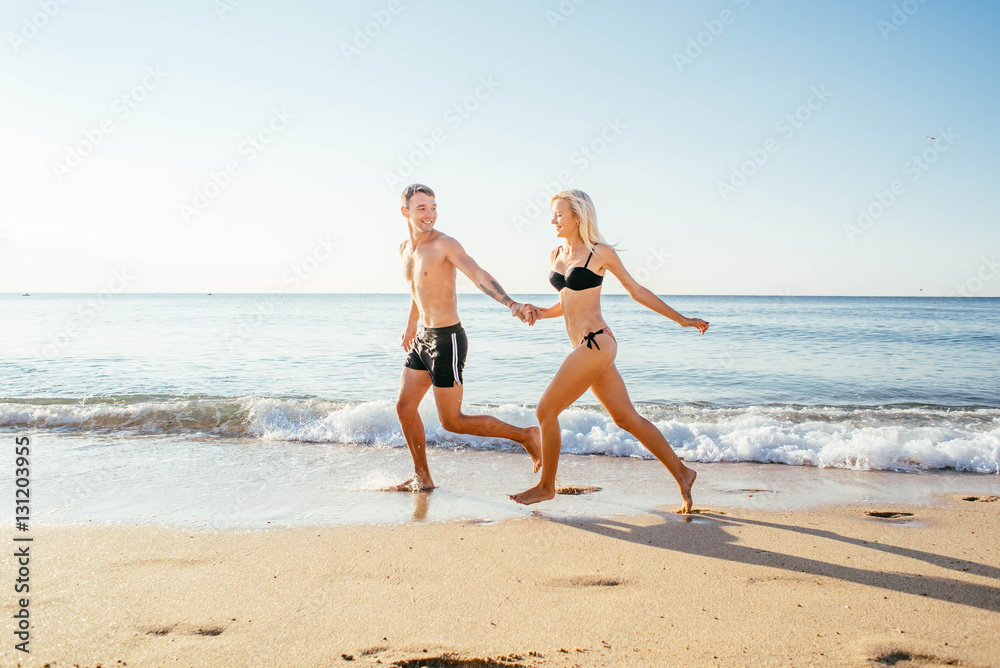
{"left": 589, "top": 364, "right": 697, "bottom": 513}
{"left": 509, "top": 338, "right": 616, "bottom": 505}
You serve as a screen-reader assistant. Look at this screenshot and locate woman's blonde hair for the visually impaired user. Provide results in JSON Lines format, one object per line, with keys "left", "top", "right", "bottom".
{"left": 551, "top": 189, "right": 611, "bottom": 253}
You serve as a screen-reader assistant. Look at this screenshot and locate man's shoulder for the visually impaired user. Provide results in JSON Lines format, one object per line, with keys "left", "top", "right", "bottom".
{"left": 428, "top": 231, "right": 462, "bottom": 254}
{"left": 407, "top": 231, "right": 461, "bottom": 258}
{"left": 431, "top": 230, "right": 457, "bottom": 245}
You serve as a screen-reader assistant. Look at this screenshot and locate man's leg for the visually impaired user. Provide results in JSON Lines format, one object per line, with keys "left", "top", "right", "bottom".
{"left": 386, "top": 366, "right": 434, "bottom": 491}
{"left": 432, "top": 384, "right": 541, "bottom": 472}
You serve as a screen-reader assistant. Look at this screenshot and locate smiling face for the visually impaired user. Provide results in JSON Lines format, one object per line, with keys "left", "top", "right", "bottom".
{"left": 551, "top": 198, "right": 578, "bottom": 239}
{"left": 403, "top": 192, "right": 437, "bottom": 234}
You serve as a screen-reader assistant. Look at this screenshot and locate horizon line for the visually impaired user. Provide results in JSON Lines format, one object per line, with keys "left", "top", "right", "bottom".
{"left": 2, "top": 292, "right": 993, "bottom": 298}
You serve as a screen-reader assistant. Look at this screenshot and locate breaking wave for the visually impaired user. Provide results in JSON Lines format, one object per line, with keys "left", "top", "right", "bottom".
{"left": 2, "top": 395, "right": 998, "bottom": 474}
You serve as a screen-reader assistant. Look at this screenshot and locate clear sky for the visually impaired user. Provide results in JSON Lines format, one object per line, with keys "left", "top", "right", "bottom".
{"left": 2, "top": 0, "right": 998, "bottom": 296}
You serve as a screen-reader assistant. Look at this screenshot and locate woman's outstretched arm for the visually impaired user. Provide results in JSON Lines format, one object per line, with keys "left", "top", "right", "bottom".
{"left": 537, "top": 301, "right": 563, "bottom": 320}
{"left": 598, "top": 246, "right": 708, "bottom": 333}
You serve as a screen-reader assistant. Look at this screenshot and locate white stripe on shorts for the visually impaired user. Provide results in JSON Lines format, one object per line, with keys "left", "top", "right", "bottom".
{"left": 451, "top": 332, "right": 461, "bottom": 385}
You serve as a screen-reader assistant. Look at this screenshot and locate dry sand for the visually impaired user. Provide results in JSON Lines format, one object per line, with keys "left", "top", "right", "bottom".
{"left": 4, "top": 494, "right": 998, "bottom": 667}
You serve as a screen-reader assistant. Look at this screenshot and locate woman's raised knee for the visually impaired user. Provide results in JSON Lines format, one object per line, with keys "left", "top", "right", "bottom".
{"left": 611, "top": 411, "right": 643, "bottom": 433}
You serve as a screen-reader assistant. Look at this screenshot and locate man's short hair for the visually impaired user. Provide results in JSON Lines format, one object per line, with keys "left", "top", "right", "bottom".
{"left": 401, "top": 183, "right": 435, "bottom": 208}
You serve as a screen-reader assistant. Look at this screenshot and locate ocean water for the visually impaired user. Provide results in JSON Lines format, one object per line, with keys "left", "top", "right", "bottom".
{"left": 4, "top": 293, "right": 1000, "bottom": 468}
{"left": 2, "top": 293, "right": 999, "bottom": 526}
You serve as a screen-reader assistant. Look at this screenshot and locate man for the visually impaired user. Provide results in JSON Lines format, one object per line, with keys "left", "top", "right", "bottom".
{"left": 389, "top": 183, "right": 541, "bottom": 491}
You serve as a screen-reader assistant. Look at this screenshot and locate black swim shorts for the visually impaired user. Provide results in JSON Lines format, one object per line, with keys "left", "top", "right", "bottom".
{"left": 404, "top": 322, "right": 468, "bottom": 388}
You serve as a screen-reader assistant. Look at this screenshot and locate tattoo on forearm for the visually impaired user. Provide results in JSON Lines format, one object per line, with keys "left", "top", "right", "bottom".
{"left": 480, "top": 279, "right": 513, "bottom": 307}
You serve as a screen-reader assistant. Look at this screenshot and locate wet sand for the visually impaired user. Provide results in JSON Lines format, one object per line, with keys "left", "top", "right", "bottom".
{"left": 4, "top": 493, "right": 998, "bottom": 667}
{"left": 25, "top": 435, "right": 1000, "bottom": 527}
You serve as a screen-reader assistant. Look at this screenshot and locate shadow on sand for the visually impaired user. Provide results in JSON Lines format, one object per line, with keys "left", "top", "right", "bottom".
{"left": 545, "top": 510, "right": 1000, "bottom": 613}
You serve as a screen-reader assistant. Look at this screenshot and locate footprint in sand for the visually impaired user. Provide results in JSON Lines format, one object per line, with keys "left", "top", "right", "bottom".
{"left": 391, "top": 655, "right": 529, "bottom": 667}
{"left": 359, "top": 645, "right": 389, "bottom": 657}
{"left": 556, "top": 485, "right": 602, "bottom": 495}
{"left": 864, "top": 511, "right": 915, "bottom": 519}
{"left": 143, "top": 623, "right": 226, "bottom": 637}
{"left": 871, "top": 649, "right": 961, "bottom": 666}
{"left": 548, "top": 575, "right": 623, "bottom": 588}
{"left": 963, "top": 495, "right": 999, "bottom": 503}
{"left": 721, "top": 488, "right": 777, "bottom": 498}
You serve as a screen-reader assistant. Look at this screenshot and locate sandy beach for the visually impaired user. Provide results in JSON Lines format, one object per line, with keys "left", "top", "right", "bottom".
{"left": 5, "top": 491, "right": 998, "bottom": 668}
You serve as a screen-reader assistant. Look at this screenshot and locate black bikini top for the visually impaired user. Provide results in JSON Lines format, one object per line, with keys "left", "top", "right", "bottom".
{"left": 549, "top": 247, "right": 604, "bottom": 292}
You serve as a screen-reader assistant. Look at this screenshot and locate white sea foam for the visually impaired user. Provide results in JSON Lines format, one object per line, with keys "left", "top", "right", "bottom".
{"left": 3, "top": 396, "right": 998, "bottom": 473}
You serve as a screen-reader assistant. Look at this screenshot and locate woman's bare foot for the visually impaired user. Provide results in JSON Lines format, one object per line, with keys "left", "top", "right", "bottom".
{"left": 676, "top": 467, "right": 696, "bottom": 513}
{"left": 523, "top": 426, "right": 542, "bottom": 473}
{"left": 383, "top": 475, "right": 436, "bottom": 492}
{"left": 509, "top": 482, "right": 555, "bottom": 505}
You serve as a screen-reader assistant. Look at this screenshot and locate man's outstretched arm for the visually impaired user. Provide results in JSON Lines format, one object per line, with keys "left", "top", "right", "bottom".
{"left": 444, "top": 238, "right": 526, "bottom": 318}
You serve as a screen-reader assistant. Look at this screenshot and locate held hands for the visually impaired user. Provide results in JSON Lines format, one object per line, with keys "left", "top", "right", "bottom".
{"left": 510, "top": 302, "right": 541, "bottom": 326}
{"left": 523, "top": 303, "right": 541, "bottom": 325}
{"left": 683, "top": 317, "right": 709, "bottom": 334}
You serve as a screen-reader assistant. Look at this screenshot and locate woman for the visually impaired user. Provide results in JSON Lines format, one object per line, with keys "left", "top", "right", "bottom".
{"left": 510, "top": 190, "right": 708, "bottom": 512}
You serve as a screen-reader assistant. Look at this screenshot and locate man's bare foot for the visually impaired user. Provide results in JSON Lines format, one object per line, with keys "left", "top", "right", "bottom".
{"left": 509, "top": 482, "right": 555, "bottom": 505}
{"left": 522, "top": 426, "right": 542, "bottom": 473}
{"left": 382, "top": 476, "right": 436, "bottom": 492}
{"left": 675, "top": 467, "right": 696, "bottom": 514}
